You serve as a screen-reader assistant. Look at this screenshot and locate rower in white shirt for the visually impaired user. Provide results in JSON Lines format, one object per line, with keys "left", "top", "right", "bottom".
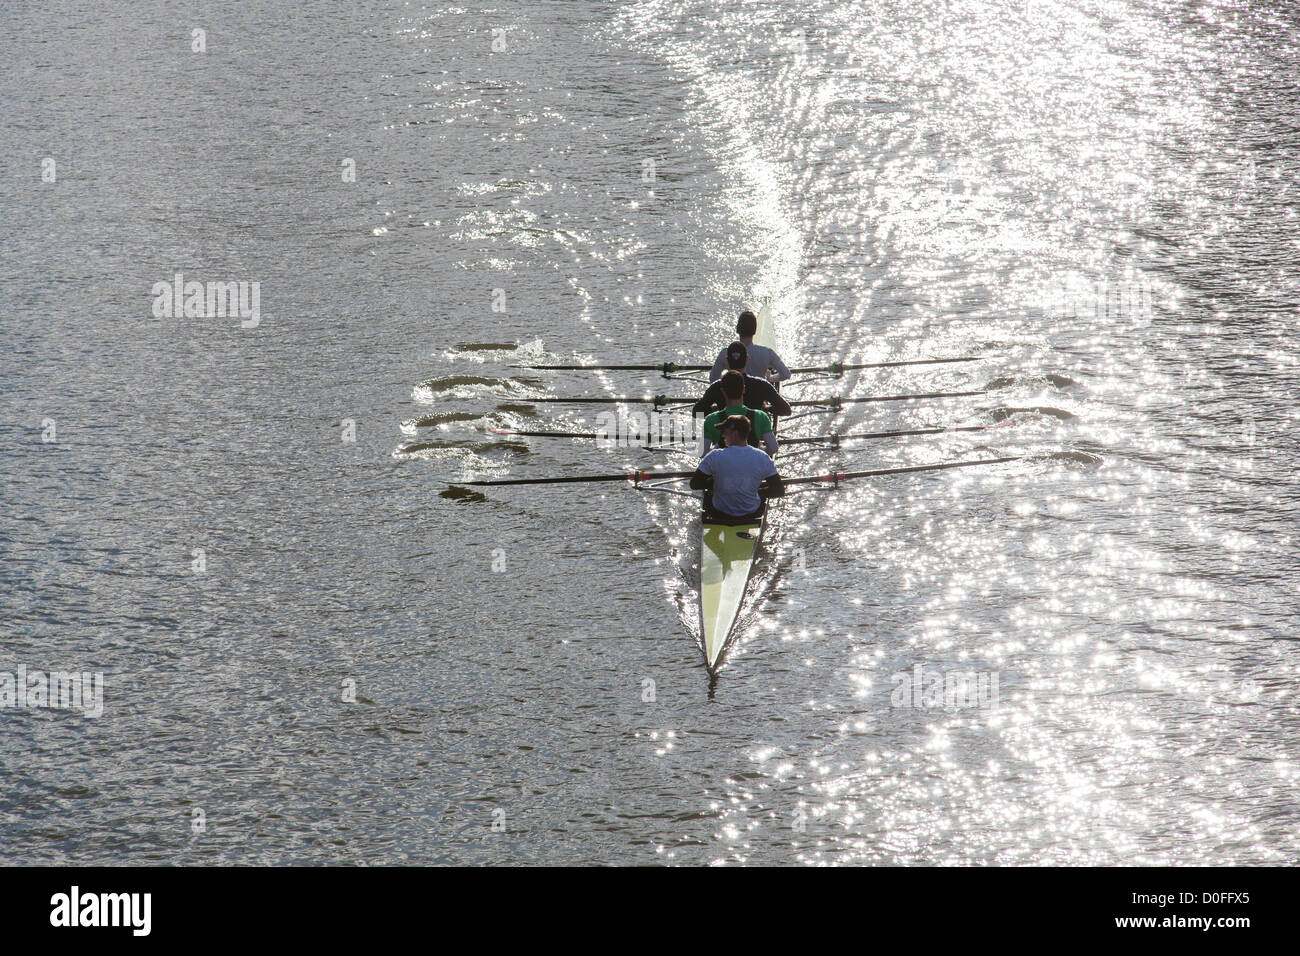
{"left": 709, "top": 310, "right": 792, "bottom": 385}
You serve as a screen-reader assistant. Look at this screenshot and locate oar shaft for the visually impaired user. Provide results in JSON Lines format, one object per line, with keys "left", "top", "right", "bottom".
{"left": 784, "top": 455, "right": 1020, "bottom": 486}
{"left": 528, "top": 396, "right": 694, "bottom": 405}
{"left": 780, "top": 424, "right": 992, "bottom": 445}
{"left": 457, "top": 469, "right": 696, "bottom": 487}
{"left": 529, "top": 389, "right": 983, "bottom": 407}
{"left": 517, "top": 358, "right": 980, "bottom": 373}
{"left": 457, "top": 455, "right": 1016, "bottom": 486}
{"left": 789, "top": 357, "right": 982, "bottom": 374}
{"left": 491, "top": 428, "right": 691, "bottom": 444}
{"left": 787, "top": 389, "right": 985, "bottom": 407}
{"left": 489, "top": 428, "right": 596, "bottom": 439}
{"left": 512, "top": 363, "right": 710, "bottom": 372}
{"left": 495, "top": 423, "right": 999, "bottom": 443}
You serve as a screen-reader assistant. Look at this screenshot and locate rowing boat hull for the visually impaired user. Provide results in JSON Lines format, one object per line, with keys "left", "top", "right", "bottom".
{"left": 697, "top": 302, "right": 777, "bottom": 670}
{"left": 700, "top": 518, "right": 765, "bottom": 667}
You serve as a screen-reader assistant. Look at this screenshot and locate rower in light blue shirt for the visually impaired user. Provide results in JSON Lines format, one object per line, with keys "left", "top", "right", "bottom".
{"left": 690, "top": 415, "right": 785, "bottom": 522}
{"left": 709, "top": 310, "right": 792, "bottom": 384}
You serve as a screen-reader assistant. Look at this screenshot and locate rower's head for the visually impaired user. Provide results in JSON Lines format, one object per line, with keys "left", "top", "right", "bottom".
{"left": 736, "top": 310, "right": 758, "bottom": 338}
{"left": 721, "top": 369, "right": 746, "bottom": 403}
{"left": 720, "top": 414, "right": 750, "bottom": 447}
{"left": 725, "top": 341, "right": 748, "bottom": 370}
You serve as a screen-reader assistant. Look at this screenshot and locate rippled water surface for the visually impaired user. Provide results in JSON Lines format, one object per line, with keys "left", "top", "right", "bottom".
{"left": 2, "top": 0, "right": 1298, "bottom": 865}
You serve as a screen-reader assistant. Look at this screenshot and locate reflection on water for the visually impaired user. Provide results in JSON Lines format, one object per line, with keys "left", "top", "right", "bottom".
{"left": 1, "top": 0, "right": 1296, "bottom": 865}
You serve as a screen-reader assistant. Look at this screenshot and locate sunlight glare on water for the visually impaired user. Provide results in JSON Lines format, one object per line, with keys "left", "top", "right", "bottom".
{"left": 1, "top": 0, "right": 1297, "bottom": 866}
{"left": 615, "top": 0, "right": 1300, "bottom": 865}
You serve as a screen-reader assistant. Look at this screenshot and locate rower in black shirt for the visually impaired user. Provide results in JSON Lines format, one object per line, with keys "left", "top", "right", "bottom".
{"left": 692, "top": 342, "right": 793, "bottom": 420}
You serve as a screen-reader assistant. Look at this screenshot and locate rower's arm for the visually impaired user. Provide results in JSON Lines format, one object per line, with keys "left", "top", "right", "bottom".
{"left": 766, "top": 382, "right": 793, "bottom": 418}
{"left": 768, "top": 353, "right": 792, "bottom": 383}
{"left": 692, "top": 381, "right": 721, "bottom": 416}
{"left": 759, "top": 473, "right": 785, "bottom": 499}
{"left": 688, "top": 468, "right": 713, "bottom": 491}
{"left": 708, "top": 352, "right": 726, "bottom": 383}
{"left": 760, "top": 431, "right": 777, "bottom": 456}
{"left": 702, "top": 417, "right": 722, "bottom": 446}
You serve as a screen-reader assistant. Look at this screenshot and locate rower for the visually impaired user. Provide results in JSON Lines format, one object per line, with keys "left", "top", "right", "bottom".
{"left": 709, "top": 310, "right": 792, "bottom": 384}
{"left": 690, "top": 415, "right": 785, "bottom": 523}
{"left": 693, "top": 341, "right": 793, "bottom": 419}
{"left": 701, "top": 370, "right": 777, "bottom": 456}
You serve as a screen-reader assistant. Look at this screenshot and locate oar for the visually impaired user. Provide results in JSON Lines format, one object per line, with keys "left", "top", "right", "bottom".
{"left": 786, "top": 389, "right": 986, "bottom": 408}
{"left": 524, "top": 388, "right": 984, "bottom": 409}
{"left": 488, "top": 428, "right": 602, "bottom": 439}
{"left": 788, "top": 357, "right": 982, "bottom": 374}
{"left": 512, "top": 357, "right": 981, "bottom": 373}
{"left": 526, "top": 395, "right": 694, "bottom": 407}
{"left": 783, "top": 456, "right": 1021, "bottom": 486}
{"left": 453, "top": 469, "right": 696, "bottom": 487}
{"left": 490, "top": 423, "right": 1001, "bottom": 444}
{"left": 780, "top": 424, "right": 997, "bottom": 446}
{"left": 454, "top": 455, "right": 1020, "bottom": 489}
{"left": 512, "top": 362, "right": 707, "bottom": 373}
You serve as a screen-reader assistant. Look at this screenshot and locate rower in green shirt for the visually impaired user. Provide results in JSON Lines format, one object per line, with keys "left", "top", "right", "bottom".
{"left": 701, "top": 370, "right": 777, "bottom": 456}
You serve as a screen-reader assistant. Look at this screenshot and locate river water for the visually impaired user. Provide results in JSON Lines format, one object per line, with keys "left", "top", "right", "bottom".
{"left": 2, "top": 0, "right": 1297, "bottom": 865}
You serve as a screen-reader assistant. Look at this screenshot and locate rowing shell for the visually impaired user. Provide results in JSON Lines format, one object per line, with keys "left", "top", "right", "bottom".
{"left": 699, "top": 303, "right": 777, "bottom": 670}
{"left": 458, "top": 319, "right": 1010, "bottom": 670}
